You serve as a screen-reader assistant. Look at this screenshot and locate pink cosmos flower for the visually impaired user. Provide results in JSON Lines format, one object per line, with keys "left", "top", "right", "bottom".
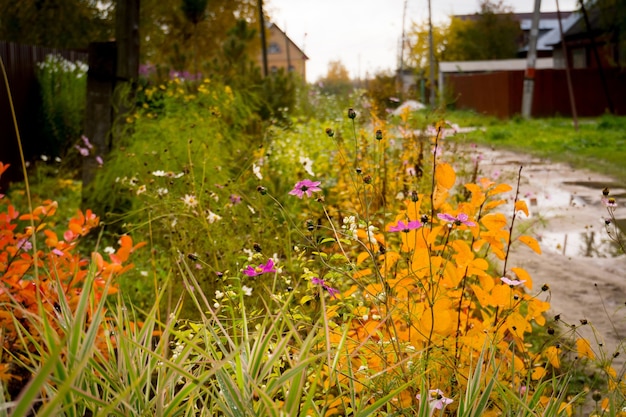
{"left": 243, "top": 259, "right": 276, "bottom": 277}
{"left": 289, "top": 179, "right": 321, "bottom": 199}
{"left": 388, "top": 219, "right": 422, "bottom": 233}
{"left": 416, "top": 389, "right": 453, "bottom": 410}
{"left": 437, "top": 212, "right": 476, "bottom": 227}
{"left": 501, "top": 277, "right": 526, "bottom": 287}
{"left": 312, "top": 277, "right": 339, "bottom": 298}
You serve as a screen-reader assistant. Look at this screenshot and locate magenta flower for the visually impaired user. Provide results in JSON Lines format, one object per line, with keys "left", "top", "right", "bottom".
{"left": 501, "top": 277, "right": 526, "bottom": 287}
{"left": 75, "top": 145, "right": 89, "bottom": 156}
{"left": 81, "top": 135, "right": 93, "bottom": 149}
{"left": 96, "top": 155, "right": 104, "bottom": 166}
{"left": 389, "top": 219, "right": 422, "bottom": 233}
{"left": 312, "top": 277, "right": 339, "bottom": 298}
{"left": 289, "top": 179, "right": 321, "bottom": 199}
{"left": 243, "top": 259, "right": 276, "bottom": 277}
{"left": 437, "top": 212, "right": 476, "bottom": 227}
{"left": 602, "top": 197, "right": 617, "bottom": 208}
{"left": 416, "top": 389, "right": 453, "bottom": 410}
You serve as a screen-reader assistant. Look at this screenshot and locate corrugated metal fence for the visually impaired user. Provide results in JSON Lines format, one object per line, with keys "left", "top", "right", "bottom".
{"left": 445, "top": 68, "right": 626, "bottom": 118}
{"left": 0, "top": 41, "right": 87, "bottom": 186}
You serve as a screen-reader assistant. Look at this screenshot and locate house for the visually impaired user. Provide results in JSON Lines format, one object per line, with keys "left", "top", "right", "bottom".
{"left": 258, "top": 23, "right": 308, "bottom": 79}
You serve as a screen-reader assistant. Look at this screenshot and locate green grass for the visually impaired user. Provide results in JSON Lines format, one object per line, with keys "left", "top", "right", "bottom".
{"left": 445, "top": 111, "right": 626, "bottom": 183}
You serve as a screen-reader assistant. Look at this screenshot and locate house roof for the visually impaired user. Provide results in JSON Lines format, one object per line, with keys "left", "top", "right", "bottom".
{"left": 267, "top": 23, "right": 309, "bottom": 60}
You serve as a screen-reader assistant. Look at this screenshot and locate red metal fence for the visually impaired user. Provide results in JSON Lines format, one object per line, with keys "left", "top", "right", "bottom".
{"left": 445, "top": 68, "right": 626, "bottom": 118}
{"left": 0, "top": 41, "right": 87, "bottom": 186}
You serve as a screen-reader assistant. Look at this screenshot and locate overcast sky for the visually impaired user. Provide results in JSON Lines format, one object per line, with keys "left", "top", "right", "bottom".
{"left": 265, "top": 0, "right": 580, "bottom": 82}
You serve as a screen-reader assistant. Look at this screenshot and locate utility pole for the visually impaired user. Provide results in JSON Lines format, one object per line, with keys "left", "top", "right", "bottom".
{"left": 428, "top": 0, "right": 435, "bottom": 107}
{"left": 521, "top": 0, "right": 541, "bottom": 118}
{"left": 258, "top": 0, "right": 268, "bottom": 77}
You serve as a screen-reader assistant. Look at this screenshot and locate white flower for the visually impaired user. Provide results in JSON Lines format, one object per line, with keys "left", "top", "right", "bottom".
{"left": 140, "top": 270, "right": 149, "bottom": 277}
{"left": 157, "top": 187, "right": 168, "bottom": 196}
{"left": 103, "top": 246, "right": 115, "bottom": 254}
{"left": 207, "top": 210, "right": 222, "bottom": 223}
{"left": 299, "top": 156, "right": 315, "bottom": 176}
{"left": 215, "top": 290, "right": 224, "bottom": 299}
{"left": 242, "top": 285, "right": 253, "bottom": 296}
{"left": 252, "top": 163, "right": 263, "bottom": 180}
{"left": 366, "top": 225, "right": 378, "bottom": 244}
{"left": 182, "top": 194, "right": 198, "bottom": 208}
{"left": 40, "top": 155, "right": 49, "bottom": 161}
{"left": 152, "top": 170, "right": 167, "bottom": 177}
{"left": 136, "top": 185, "right": 147, "bottom": 195}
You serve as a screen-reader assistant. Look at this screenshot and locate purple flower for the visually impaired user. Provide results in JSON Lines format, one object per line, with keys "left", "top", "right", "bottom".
{"left": 389, "top": 219, "right": 422, "bottom": 233}
{"left": 243, "top": 259, "right": 276, "bottom": 277}
{"left": 312, "top": 277, "right": 339, "bottom": 298}
{"left": 416, "top": 389, "right": 453, "bottom": 410}
{"left": 501, "top": 277, "right": 526, "bottom": 287}
{"left": 289, "top": 179, "right": 321, "bottom": 199}
{"left": 81, "top": 135, "right": 93, "bottom": 149}
{"left": 52, "top": 248, "right": 64, "bottom": 256}
{"left": 229, "top": 194, "right": 242, "bottom": 204}
{"left": 602, "top": 197, "right": 617, "bottom": 208}
{"left": 96, "top": 155, "right": 104, "bottom": 166}
{"left": 437, "top": 212, "right": 476, "bottom": 227}
{"left": 75, "top": 145, "right": 89, "bottom": 156}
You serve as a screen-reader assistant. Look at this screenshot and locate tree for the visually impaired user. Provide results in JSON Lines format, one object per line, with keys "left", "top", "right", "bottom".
{"left": 140, "top": 0, "right": 260, "bottom": 77}
{"left": 317, "top": 60, "right": 354, "bottom": 96}
{"left": 443, "top": 0, "right": 520, "bottom": 61}
{"left": 0, "top": 0, "right": 113, "bottom": 49}
{"left": 589, "top": 0, "right": 626, "bottom": 67}
{"left": 407, "top": 20, "right": 448, "bottom": 75}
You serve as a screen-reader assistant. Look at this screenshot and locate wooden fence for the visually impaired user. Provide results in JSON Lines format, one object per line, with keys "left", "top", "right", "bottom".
{"left": 444, "top": 68, "right": 626, "bottom": 119}
{"left": 0, "top": 41, "right": 87, "bottom": 186}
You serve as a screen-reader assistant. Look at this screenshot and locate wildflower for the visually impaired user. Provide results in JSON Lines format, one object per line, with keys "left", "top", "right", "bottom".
{"left": 242, "top": 285, "right": 253, "bottom": 296}
{"left": 252, "top": 163, "right": 263, "bottom": 180}
{"left": 40, "top": 155, "right": 49, "bottom": 161}
{"left": 347, "top": 108, "right": 357, "bottom": 119}
{"left": 311, "top": 277, "right": 339, "bottom": 298}
{"left": 81, "top": 135, "right": 93, "bottom": 149}
{"left": 215, "top": 290, "right": 224, "bottom": 299}
{"left": 375, "top": 129, "right": 383, "bottom": 140}
{"left": 96, "top": 155, "right": 103, "bottom": 166}
{"left": 602, "top": 197, "right": 617, "bottom": 208}
{"left": 501, "top": 277, "right": 526, "bottom": 287}
{"left": 104, "top": 246, "right": 115, "bottom": 254}
{"left": 182, "top": 194, "right": 198, "bottom": 208}
{"left": 243, "top": 259, "right": 276, "bottom": 277}
{"left": 157, "top": 187, "right": 168, "bottom": 197}
{"left": 257, "top": 186, "right": 267, "bottom": 195}
{"left": 437, "top": 212, "right": 476, "bottom": 227}
{"left": 75, "top": 145, "right": 89, "bottom": 156}
{"left": 152, "top": 170, "right": 167, "bottom": 177}
{"left": 299, "top": 156, "right": 315, "bottom": 176}
{"left": 229, "top": 194, "right": 242, "bottom": 204}
{"left": 289, "top": 179, "right": 322, "bottom": 199}
{"left": 136, "top": 185, "right": 147, "bottom": 195}
{"left": 206, "top": 210, "right": 222, "bottom": 224}
{"left": 52, "top": 248, "right": 64, "bottom": 256}
{"left": 416, "top": 389, "right": 453, "bottom": 410}
{"left": 389, "top": 219, "right": 422, "bottom": 233}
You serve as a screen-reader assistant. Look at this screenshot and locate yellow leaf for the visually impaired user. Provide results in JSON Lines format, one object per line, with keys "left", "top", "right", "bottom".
{"left": 532, "top": 366, "right": 547, "bottom": 380}
{"left": 545, "top": 346, "right": 561, "bottom": 369}
{"left": 481, "top": 213, "right": 508, "bottom": 231}
{"left": 483, "top": 200, "right": 506, "bottom": 211}
{"left": 464, "top": 183, "right": 485, "bottom": 206}
{"left": 515, "top": 200, "right": 529, "bottom": 217}
{"left": 435, "top": 163, "right": 456, "bottom": 190}
{"left": 576, "top": 338, "right": 595, "bottom": 360}
{"left": 511, "top": 267, "right": 533, "bottom": 290}
{"left": 518, "top": 235, "right": 542, "bottom": 254}
{"left": 487, "top": 183, "right": 512, "bottom": 196}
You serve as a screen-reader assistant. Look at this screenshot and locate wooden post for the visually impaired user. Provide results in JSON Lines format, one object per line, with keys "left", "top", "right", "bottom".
{"left": 522, "top": 0, "right": 541, "bottom": 118}
{"left": 82, "top": 42, "right": 116, "bottom": 205}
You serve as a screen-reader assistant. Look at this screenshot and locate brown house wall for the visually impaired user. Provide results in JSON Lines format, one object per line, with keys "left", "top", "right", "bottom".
{"left": 446, "top": 68, "right": 626, "bottom": 118}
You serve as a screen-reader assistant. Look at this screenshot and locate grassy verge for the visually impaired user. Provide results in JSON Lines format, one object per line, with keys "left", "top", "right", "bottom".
{"left": 445, "top": 111, "right": 626, "bottom": 184}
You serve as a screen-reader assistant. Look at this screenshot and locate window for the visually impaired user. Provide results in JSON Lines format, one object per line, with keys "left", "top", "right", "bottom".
{"left": 268, "top": 42, "right": 280, "bottom": 54}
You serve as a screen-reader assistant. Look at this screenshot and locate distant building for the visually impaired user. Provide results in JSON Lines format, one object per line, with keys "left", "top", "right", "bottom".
{"left": 258, "top": 23, "right": 308, "bottom": 79}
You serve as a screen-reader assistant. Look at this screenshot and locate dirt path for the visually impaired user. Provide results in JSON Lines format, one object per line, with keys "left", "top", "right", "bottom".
{"left": 471, "top": 145, "right": 626, "bottom": 374}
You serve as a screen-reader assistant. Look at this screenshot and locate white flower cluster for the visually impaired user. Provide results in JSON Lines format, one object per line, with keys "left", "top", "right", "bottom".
{"left": 37, "top": 54, "right": 88, "bottom": 78}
